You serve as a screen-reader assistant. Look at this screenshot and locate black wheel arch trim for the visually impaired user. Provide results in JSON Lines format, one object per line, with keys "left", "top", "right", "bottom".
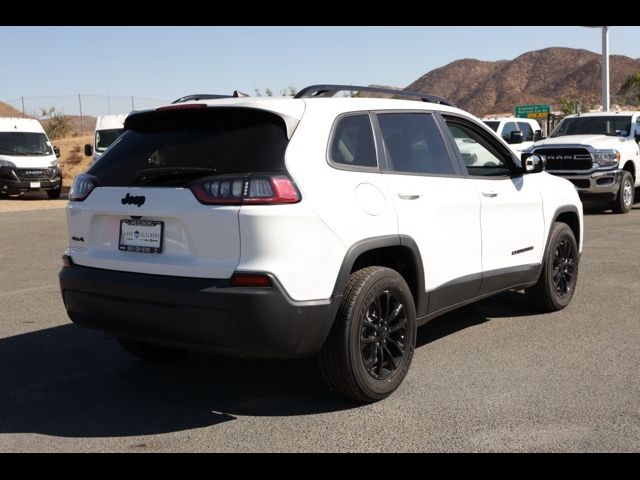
{"left": 331, "top": 235, "right": 428, "bottom": 316}
{"left": 535, "top": 204, "right": 581, "bottom": 283}
{"left": 548, "top": 205, "right": 581, "bottom": 253}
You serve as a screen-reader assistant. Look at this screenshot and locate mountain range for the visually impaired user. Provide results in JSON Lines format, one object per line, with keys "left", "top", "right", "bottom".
{"left": 405, "top": 47, "right": 640, "bottom": 116}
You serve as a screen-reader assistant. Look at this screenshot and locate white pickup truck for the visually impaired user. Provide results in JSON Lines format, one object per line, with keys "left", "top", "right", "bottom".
{"left": 482, "top": 117, "right": 543, "bottom": 156}
{"left": 528, "top": 111, "right": 640, "bottom": 213}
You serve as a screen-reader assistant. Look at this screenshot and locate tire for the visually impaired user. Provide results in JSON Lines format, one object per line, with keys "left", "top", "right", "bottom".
{"left": 47, "top": 186, "right": 62, "bottom": 199}
{"left": 318, "top": 266, "right": 417, "bottom": 403}
{"left": 525, "top": 222, "right": 579, "bottom": 312}
{"left": 611, "top": 171, "right": 634, "bottom": 214}
{"left": 116, "top": 337, "right": 184, "bottom": 361}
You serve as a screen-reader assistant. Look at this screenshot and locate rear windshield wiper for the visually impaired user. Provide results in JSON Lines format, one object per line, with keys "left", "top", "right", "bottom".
{"left": 133, "top": 167, "right": 217, "bottom": 186}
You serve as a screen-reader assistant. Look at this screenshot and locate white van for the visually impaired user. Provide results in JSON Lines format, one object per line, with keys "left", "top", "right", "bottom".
{"left": 84, "top": 114, "right": 127, "bottom": 163}
{"left": 0, "top": 117, "right": 62, "bottom": 199}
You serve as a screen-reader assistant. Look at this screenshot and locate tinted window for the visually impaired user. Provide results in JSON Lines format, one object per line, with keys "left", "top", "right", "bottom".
{"left": 378, "top": 113, "right": 454, "bottom": 175}
{"left": 518, "top": 122, "right": 534, "bottom": 142}
{"left": 501, "top": 122, "right": 519, "bottom": 141}
{"left": 89, "top": 107, "right": 289, "bottom": 187}
{"left": 330, "top": 115, "right": 377, "bottom": 168}
{"left": 483, "top": 121, "right": 500, "bottom": 132}
{"left": 551, "top": 116, "right": 632, "bottom": 137}
{"left": 445, "top": 119, "right": 511, "bottom": 177}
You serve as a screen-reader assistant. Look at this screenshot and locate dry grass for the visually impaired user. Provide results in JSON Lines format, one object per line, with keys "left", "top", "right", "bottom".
{"left": 54, "top": 135, "right": 93, "bottom": 186}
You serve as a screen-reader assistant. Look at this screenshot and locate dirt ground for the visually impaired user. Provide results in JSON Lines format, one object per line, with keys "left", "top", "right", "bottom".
{"left": 53, "top": 135, "right": 93, "bottom": 187}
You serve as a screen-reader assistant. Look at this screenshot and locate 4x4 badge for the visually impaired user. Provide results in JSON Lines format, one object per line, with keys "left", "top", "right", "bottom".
{"left": 121, "top": 193, "right": 145, "bottom": 207}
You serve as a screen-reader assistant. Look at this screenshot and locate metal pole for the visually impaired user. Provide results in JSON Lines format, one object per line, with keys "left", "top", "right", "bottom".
{"left": 602, "top": 26, "right": 610, "bottom": 112}
{"left": 78, "top": 94, "right": 84, "bottom": 135}
{"left": 131, "top": 96, "right": 135, "bottom": 111}
{"left": 21, "top": 96, "right": 25, "bottom": 116}
{"left": 107, "top": 94, "right": 110, "bottom": 115}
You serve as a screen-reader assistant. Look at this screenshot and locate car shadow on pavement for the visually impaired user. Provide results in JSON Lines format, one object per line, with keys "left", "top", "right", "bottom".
{"left": 581, "top": 197, "right": 640, "bottom": 215}
{"left": 0, "top": 323, "right": 357, "bottom": 438}
{"left": 416, "top": 290, "right": 541, "bottom": 348}
{"left": 0, "top": 291, "right": 537, "bottom": 438}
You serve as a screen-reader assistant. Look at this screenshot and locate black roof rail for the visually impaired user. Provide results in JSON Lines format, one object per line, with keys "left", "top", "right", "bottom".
{"left": 293, "top": 84, "right": 456, "bottom": 107}
{"left": 171, "top": 91, "right": 250, "bottom": 104}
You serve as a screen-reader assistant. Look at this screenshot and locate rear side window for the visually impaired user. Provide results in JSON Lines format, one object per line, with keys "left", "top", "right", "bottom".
{"left": 378, "top": 113, "right": 455, "bottom": 175}
{"left": 501, "top": 121, "right": 519, "bottom": 141}
{"left": 483, "top": 121, "right": 500, "bottom": 132}
{"left": 95, "top": 128, "right": 124, "bottom": 152}
{"left": 329, "top": 114, "right": 377, "bottom": 168}
{"left": 88, "top": 107, "right": 289, "bottom": 187}
{"left": 518, "top": 122, "right": 534, "bottom": 142}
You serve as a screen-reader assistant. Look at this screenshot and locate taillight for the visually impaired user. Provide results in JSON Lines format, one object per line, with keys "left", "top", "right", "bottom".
{"left": 190, "top": 175, "right": 300, "bottom": 206}
{"left": 69, "top": 174, "right": 100, "bottom": 201}
{"left": 155, "top": 103, "right": 207, "bottom": 112}
{"left": 190, "top": 177, "right": 245, "bottom": 205}
{"left": 230, "top": 273, "right": 272, "bottom": 287}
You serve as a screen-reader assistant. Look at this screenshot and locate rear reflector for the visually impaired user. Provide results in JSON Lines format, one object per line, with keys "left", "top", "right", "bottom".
{"left": 62, "top": 254, "right": 74, "bottom": 268}
{"left": 230, "top": 273, "right": 272, "bottom": 287}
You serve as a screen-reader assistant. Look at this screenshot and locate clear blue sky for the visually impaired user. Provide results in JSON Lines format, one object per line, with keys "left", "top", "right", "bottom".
{"left": 2, "top": 26, "right": 638, "bottom": 115}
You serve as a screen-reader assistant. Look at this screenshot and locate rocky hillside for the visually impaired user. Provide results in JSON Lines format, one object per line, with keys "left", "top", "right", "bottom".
{"left": 0, "top": 101, "right": 25, "bottom": 117}
{"left": 406, "top": 47, "right": 640, "bottom": 116}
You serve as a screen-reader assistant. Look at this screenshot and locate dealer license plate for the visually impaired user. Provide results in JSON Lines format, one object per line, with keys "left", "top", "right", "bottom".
{"left": 118, "top": 219, "right": 164, "bottom": 254}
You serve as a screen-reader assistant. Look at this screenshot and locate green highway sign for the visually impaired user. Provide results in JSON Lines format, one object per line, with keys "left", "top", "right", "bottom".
{"left": 515, "top": 104, "right": 551, "bottom": 119}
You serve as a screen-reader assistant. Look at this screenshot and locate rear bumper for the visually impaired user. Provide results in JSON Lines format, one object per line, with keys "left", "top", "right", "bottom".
{"left": 59, "top": 263, "right": 339, "bottom": 359}
{"left": 0, "top": 166, "right": 62, "bottom": 194}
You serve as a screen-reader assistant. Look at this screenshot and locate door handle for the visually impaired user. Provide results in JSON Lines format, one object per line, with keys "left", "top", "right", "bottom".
{"left": 398, "top": 193, "right": 421, "bottom": 200}
{"left": 482, "top": 191, "right": 498, "bottom": 198}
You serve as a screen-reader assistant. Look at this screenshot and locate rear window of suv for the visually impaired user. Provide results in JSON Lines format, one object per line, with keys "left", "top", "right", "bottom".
{"left": 88, "top": 107, "right": 290, "bottom": 187}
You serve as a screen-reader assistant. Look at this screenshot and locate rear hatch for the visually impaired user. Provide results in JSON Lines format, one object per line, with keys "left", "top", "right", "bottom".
{"left": 67, "top": 103, "right": 302, "bottom": 278}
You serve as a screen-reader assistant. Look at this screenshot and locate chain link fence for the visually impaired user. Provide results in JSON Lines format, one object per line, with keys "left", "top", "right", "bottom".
{"left": 2, "top": 94, "right": 170, "bottom": 135}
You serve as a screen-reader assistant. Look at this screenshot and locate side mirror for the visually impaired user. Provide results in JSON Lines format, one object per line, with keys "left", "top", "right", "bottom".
{"left": 635, "top": 132, "right": 640, "bottom": 143}
{"left": 84, "top": 144, "right": 93, "bottom": 157}
{"left": 521, "top": 154, "right": 545, "bottom": 174}
{"left": 53, "top": 146, "right": 61, "bottom": 158}
{"left": 508, "top": 131, "right": 524, "bottom": 144}
{"left": 534, "top": 130, "right": 544, "bottom": 141}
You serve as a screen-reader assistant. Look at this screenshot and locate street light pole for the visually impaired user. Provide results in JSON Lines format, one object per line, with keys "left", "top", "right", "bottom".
{"left": 601, "top": 26, "right": 610, "bottom": 111}
{"left": 582, "top": 26, "right": 611, "bottom": 112}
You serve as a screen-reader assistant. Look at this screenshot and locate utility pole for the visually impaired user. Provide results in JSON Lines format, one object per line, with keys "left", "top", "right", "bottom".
{"left": 78, "top": 94, "right": 84, "bottom": 135}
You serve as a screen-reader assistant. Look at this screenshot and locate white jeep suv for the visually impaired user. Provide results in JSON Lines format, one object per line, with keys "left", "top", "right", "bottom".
{"left": 59, "top": 85, "right": 583, "bottom": 402}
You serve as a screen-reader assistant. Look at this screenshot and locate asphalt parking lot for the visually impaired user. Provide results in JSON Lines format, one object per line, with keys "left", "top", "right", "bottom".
{"left": 1, "top": 196, "right": 639, "bottom": 452}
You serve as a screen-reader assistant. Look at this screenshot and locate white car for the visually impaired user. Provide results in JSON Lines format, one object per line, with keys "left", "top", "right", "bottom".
{"left": 528, "top": 111, "right": 640, "bottom": 213}
{"left": 84, "top": 114, "right": 127, "bottom": 163}
{"left": 483, "top": 116, "right": 543, "bottom": 157}
{"left": 0, "top": 117, "right": 62, "bottom": 198}
{"left": 59, "top": 85, "right": 583, "bottom": 402}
